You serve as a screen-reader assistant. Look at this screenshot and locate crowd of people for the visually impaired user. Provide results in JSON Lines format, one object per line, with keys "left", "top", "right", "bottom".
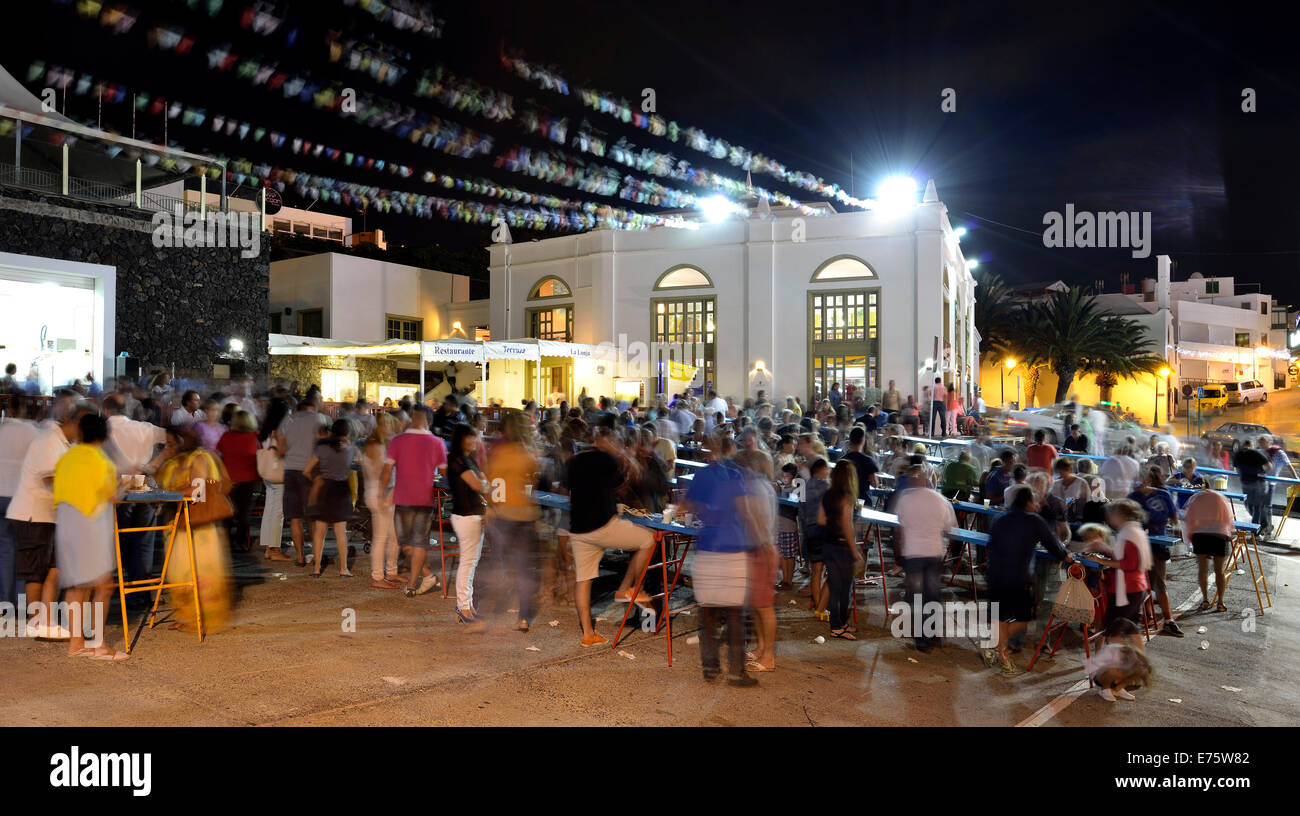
{"left": 0, "top": 371, "right": 1290, "bottom": 699}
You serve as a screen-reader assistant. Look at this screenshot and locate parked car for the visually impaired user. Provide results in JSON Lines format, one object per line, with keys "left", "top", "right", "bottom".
{"left": 1193, "top": 384, "right": 1228, "bottom": 414}
{"left": 1224, "top": 379, "right": 1267, "bottom": 405}
{"left": 1201, "top": 421, "right": 1273, "bottom": 454}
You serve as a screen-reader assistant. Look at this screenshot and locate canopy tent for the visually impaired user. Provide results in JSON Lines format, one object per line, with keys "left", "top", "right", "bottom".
{"left": 482, "top": 339, "right": 623, "bottom": 409}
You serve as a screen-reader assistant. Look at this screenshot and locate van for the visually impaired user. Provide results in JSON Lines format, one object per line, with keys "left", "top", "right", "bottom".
{"left": 1224, "top": 379, "right": 1267, "bottom": 405}
{"left": 1194, "top": 384, "right": 1228, "bottom": 413}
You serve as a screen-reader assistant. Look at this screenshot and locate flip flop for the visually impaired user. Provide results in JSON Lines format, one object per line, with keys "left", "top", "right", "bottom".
{"left": 745, "top": 660, "right": 773, "bottom": 672}
{"left": 830, "top": 629, "right": 857, "bottom": 640}
{"left": 92, "top": 650, "right": 130, "bottom": 661}
{"left": 69, "top": 647, "right": 96, "bottom": 658}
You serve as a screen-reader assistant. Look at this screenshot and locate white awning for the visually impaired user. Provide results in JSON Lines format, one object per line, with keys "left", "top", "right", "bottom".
{"left": 536, "top": 339, "right": 620, "bottom": 362}
{"left": 422, "top": 339, "right": 484, "bottom": 363}
{"left": 483, "top": 340, "right": 540, "bottom": 361}
{"left": 268, "top": 334, "right": 421, "bottom": 357}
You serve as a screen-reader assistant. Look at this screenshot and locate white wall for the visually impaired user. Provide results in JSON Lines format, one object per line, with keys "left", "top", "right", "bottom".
{"left": 0, "top": 251, "right": 115, "bottom": 385}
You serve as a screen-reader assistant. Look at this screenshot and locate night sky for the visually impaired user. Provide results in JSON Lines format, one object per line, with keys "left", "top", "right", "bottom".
{"left": 8, "top": 0, "right": 1300, "bottom": 306}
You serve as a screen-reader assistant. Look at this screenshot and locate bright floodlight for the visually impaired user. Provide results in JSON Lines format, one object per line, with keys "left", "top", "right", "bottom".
{"left": 875, "top": 176, "right": 917, "bottom": 213}
{"left": 229, "top": 338, "right": 244, "bottom": 353}
{"left": 699, "top": 194, "right": 734, "bottom": 222}
{"left": 1158, "top": 367, "right": 1171, "bottom": 377}
{"left": 967, "top": 258, "right": 980, "bottom": 270}
{"left": 954, "top": 226, "right": 968, "bottom": 238}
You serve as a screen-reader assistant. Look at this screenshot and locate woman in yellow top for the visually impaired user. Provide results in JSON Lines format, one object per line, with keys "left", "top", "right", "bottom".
{"left": 156, "top": 426, "right": 234, "bottom": 633}
{"left": 484, "top": 411, "right": 541, "bottom": 632}
{"left": 54, "top": 413, "right": 128, "bottom": 659}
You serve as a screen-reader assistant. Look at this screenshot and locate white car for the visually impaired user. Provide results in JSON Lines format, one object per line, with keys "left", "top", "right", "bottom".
{"left": 999, "top": 404, "right": 1149, "bottom": 451}
{"left": 1223, "top": 379, "right": 1267, "bottom": 405}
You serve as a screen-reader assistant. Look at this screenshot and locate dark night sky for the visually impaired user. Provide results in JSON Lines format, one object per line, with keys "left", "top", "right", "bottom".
{"left": 8, "top": 0, "right": 1300, "bottom": 306}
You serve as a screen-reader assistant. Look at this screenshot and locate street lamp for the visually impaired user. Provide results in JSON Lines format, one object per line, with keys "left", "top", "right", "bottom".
{"left": 1001, "top": 357, "right": 1016, "bottom": 406}
{"left": 1155, "top": 366, "right": 1171, "bottom": 426}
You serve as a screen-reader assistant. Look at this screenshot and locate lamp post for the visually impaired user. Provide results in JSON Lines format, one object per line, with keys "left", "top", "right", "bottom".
{"left": 1001, "top": 357, "right": 1016, "bottom": 406}
{"left": 1154, "top": 366, "right": 1171, "bottom": 426}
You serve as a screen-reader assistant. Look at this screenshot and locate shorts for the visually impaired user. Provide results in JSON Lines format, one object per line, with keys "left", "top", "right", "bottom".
{"left": 1103, "top": 590, "right": 1147, "bottom": 636}
{"left": 283, "top": 469, "right": 310, "bottom": 521}
{"left": 394, "top": 505, "right": 435, "bottom": 549}
{"left": 1191, "top": 533, "right": 1230, "bottom": 557}
{"left": 987, "top": 581, "right": 1035, "bottom": 622}
{"left": 14, "top": 520, "right": 56, "bottom": 583}
{"left": 569, "top": 516, "right": 654, "bottom": 582}
{"left": 1147, "top": 559, "right": 1167, "bottom": 596}
{"left": 777, "top": 530, "right": 799, "bottom": 559}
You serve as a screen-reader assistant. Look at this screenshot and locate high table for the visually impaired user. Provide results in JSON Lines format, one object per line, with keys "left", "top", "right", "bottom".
{"left": 533, "top": 491, "right": 700, "bottom": 665}
{"left": 112, "top": 489, "right": 201, "bottom": 654}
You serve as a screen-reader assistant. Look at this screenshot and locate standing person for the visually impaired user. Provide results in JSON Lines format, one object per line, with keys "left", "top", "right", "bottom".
{"left": 892, "top": 479, "right": 957, "bottom": 652}
{"left": 53, "top": 413, "right": 129, "bottom": 659}
{"left": 1100, "top": 445, "right": 1140, "bottom": 499}
{"left": 1233, "top": 440, "right": 1272, "bottom": 531}
{"left": 195, "top": 399, "right": 226, "bottom": 452}
{"left": 839, "top": 427, "right": 880, "bottom": 495}
{"left": 1181, "top": 488, "right": 1233, "bottom": 612}
{"left": 384, "top": 405, "right": 447, "bottom": 597}
{"left": 1025, "top": 430, "right": 1057, "bottom": 472}
{"left": 102, "top": 394, "right": 167, "bottom": 595}
{"left": 216, "top": 410, "right": 260, "bottom": 553}
{"left": 684, "top": 433, "right": 756, "bottom": 686}
{"left": 1093, "top": 500, "right": 1152, "bottom": 681}
{"left": 899, "top": 396, "right": 920, "bottom": 436}
{"left": 257, "top": 392, "right": 293, "bottom": 562}
{"left": 928, "top": 378, "right": 947, "bottom": 438}
{"left": 484, "top": 413, "right": 542, "bottom": 632}
{"left": 734, "top": 449, "right": 778, "bottom": 671}
{"left": 362, "top": 413, "right": 402, "bottom": 588}
{"left": 155, "top": 426, "right": 234, "bottom": 632}
{"left": 430, "top": 394, "right": 465, "bottom": 443}
{"left": 819, "top": 458, "right": 864, "bottom": 641}
{"left": 1262, "top": 438, "right": 1289, "bottom": 540}
{"left": 945, "top": 386, "right": 960, "bottom": 437}
{"left": 798, "top": 458, "right": 832, "bottom": 619}
{"left": 982, "top": 484, "right": 1075, "bottom": 675}
{"left": 1086, "top": 406, "right": 1108, "bottom": 457}
{"left": 6, "top": 399, "right": 85, "bottom": 639}
{"left": 0, "top": 401, "right": 39, "bottom": 607}
{"left": 279, "top": 394, "right": 329, "bottom": 566}
{"left": 303, "top": 420, "right": 357, "bottom": 577}
{"left": 446, "top": 422, "right": 488, "bottom": 622}
{"left": 881, "top": 380, "right": 901, "bottom": 420}
{"left": 828, "top": 382, "right": 842, "bottom": 411}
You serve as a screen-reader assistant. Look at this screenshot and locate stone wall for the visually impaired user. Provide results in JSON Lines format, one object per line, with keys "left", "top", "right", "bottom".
{"left": 0, "top": 188, "right": 269, "bottom": 380}
{"left": 269, "top": 354, "right": 397, "bottom": 400}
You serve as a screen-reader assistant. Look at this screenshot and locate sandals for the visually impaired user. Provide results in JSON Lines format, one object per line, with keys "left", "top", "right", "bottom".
{"left": 745, "top": 659, "right": 774, "bottom": 672}
{"left": 830, "top": 628, "right": 858, "bottom": 640}
{"left": 516, "top": 619, "right": 530, "bottom": 633}
{"left": 1198, "top": 600, "right": 1212, "bottom": 611}
{"left": 92, "top": 650, "right": 130, "bottom": 661}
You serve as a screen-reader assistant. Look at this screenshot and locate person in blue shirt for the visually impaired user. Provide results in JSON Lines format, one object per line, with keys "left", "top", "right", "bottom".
{"left": 1127, "top": 466, "right": 1182, "bottom": 637}
{"left": 684, "top": 433, "right": 757, "bottom": 687}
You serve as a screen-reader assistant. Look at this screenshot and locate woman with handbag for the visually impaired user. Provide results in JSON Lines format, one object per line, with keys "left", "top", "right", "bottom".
{"left": 1127, "top": 467, "right": 1183, "bottom": 638}
{"left": 303, "top": 420, "right": 356, "bottom": 578}
{"left": 156, "top": 426, "right": 234, "bottom": 633}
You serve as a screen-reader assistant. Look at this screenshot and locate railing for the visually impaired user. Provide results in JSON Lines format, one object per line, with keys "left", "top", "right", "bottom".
{"left": 0, "top": 160, "right": 212, "bottom": 216}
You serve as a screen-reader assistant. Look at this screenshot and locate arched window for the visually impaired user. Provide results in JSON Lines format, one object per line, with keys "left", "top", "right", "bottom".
{"left": 654, "top": 265, "right": 713, "bottom": 290}
{"left": 528, "top": 276, "right": 572, "bottom": 300}
{"left": 810, "top": 256, "right": 877, "bottom": 282}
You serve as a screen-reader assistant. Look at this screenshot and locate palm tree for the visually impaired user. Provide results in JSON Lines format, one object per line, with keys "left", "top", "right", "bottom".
{"left": 1006, "top": 288, "right": 1163, "bottom": 405}
{"left": 1084, "top": 319, "right": 1167, "bottom": 403}
{"left": 973, "top": 271, "right": 1016, "bottom": 357}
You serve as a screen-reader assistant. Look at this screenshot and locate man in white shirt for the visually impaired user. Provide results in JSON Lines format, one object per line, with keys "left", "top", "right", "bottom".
{"left": 220, "top": 376, "right": 263, "bottom": 421}
{"left": 1099, "top": 447, "right": 1141, "bottom": 498}
{"left": 704, "top": 390, "right": 728, "bottom": 418}
{"left": 104, "top": 394, "right": 167, "bottom": 592}
{"left": 893, "top": 481, "right": 957, "bottom": 652}
{"left": 170, "top": 390, "right": 202, "bottom": 426}
{"left": 0, "top": 401, "right": 39, "bottom": 606}
{"left": 6, "top": 400, "right": 87, "bottom": 638}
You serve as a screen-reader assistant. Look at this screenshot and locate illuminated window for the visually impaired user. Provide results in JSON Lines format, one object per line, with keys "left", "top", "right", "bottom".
{"left": 811, "top": 256, "right": 877, "bottom": 281}
{"left": 528, "top": 276, "right": 572, "bottom": 300}
{"left": 386, "top": 315, "right": 422, "bottom": 341}
{"left": 654, "top": 265, "right": 713, "bottom": 290}
{"left": 528, "top": 306, "right": 572, "bottom": 341}
{"left": 808, "top": 289, "right": 880, "bottom": 398}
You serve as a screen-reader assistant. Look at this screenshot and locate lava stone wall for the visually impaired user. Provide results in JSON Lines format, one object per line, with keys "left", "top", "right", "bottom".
{"left": 0, "top": 188, "right": 269, "bottom": 380}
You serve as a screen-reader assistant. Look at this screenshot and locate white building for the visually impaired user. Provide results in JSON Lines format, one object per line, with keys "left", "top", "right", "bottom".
{"left": 487, "top": 180, "right": 979, "bottom": 407}
{"left": 1130, "top": 264, "right": 1290, "bottom": 393}
{"left": 269, "top": 252, "right": 490, "bottom": 403}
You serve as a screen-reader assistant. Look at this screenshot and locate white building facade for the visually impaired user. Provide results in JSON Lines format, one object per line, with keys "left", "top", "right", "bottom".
{"left": 486, "top": 181, "right": 979, "bottom": 407}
